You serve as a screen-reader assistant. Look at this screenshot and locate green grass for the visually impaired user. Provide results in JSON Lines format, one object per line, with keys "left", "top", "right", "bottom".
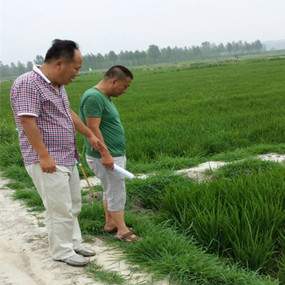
{"left": 79, "top": 197, "right": 278, "bottom": 285}
{"left": 1, "top": 165, "right": 34, "bottom": 187}
{"left": 6, "top": 162, "right": 283, "bottom": 283}
{"left": 86, "top": 264, "right": 126, "bottom": 285}
{"left": 2, "top": 57, "right": 285, "bottom": 172}
{"left": 124, "top": 161, "right": 284, "bottom": 282}
{"left": 12, "top": 188, "right": 44, "bottom": 211}
{"left": 123, "top": 223, "right": 276, "bottom": 285}
{"left": 1, "top": 55, "right": 284, "bottom": 284}
{"left": 67, "top": 57, "right": 285, "bottom": 172}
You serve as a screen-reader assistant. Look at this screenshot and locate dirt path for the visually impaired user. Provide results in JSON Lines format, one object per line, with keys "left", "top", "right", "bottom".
{"left": 0, "top": 176, "right": 167, "bottom": 285}
{"left": 1, "top": 153, "right": 284, "bottom": 285}
{"left": 0, "top": 177, "right": 100, "bottom": 285}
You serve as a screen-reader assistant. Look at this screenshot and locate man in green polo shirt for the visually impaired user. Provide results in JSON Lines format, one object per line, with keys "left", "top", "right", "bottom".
{"left": 79, "top": 65, "right": 138, "bottom": 242}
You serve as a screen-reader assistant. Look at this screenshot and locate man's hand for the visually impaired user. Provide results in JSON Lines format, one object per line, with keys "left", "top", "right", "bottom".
{"left": 71, "top": 110, "right": 107, "bottom": 153}
{"left": 39, "top": 155, "right": 56, "bottom": 173}
{"left": 87, "top": 134, "right": 107, "bottom": 152}
{"left": 102, "top": 153, "right": 114, "bottom": 170}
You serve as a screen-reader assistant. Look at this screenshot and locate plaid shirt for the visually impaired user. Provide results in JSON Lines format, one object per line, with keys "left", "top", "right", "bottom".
{"left": 10, "top": 66, "right": 79, "bottom": 166}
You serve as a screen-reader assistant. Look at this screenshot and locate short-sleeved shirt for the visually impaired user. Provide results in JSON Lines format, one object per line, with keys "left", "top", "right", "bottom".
{"left": 10, "top": 65, "right": 79, "bottom": 166}
{"left": 79, "top": 87, "right": 125, "bottom": 158}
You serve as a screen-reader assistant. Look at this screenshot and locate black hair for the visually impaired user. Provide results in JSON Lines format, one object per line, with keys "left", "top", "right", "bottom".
{"left": 104, "top": 65, "right": 134, "bottom": 80}
{"left": 44, "top": 39, "right": 80, "bottom": 63}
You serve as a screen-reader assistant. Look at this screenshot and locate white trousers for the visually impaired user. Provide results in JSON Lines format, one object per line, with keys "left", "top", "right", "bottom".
{"left": 25, "top": 163, "right": 83, "bottom": 260}
{"left": 86, "top": 155, "right": 126, "bottom": 211}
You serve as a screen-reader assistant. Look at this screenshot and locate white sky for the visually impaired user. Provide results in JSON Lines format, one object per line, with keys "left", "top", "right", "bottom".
{"left": 0, "top": 0, "right": 284, "bottom": 64}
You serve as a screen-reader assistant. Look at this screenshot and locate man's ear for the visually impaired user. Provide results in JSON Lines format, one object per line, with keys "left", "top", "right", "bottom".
{"left": 54, "top": 59, "right": 63, "bottom": 71}
{"left": 111, "top": 78, "right": 118, "bottom": 86}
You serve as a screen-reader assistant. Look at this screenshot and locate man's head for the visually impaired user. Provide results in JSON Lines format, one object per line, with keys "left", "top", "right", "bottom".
{"left": 102, "top": 65, "right": 133, "bottom": 97}
{"left": 43, "top": 39, "right": 82, "bottom": 85}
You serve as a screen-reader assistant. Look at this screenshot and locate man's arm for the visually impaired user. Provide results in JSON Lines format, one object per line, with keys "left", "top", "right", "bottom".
{"left": 19, "top": 116, "right": 56, "bottom": 173}
{"left": 85, "top": 116, "right": 114, "bottom": 170}
{"left": 70, "top": 109, "right": 106, "bottom": 152}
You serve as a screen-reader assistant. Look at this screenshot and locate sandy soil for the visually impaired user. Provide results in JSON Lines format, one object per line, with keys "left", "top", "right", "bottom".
{"left": 1, "top": 153, "right": 284, "bottom": 285}
{"left": 0, "top": 178, "right": 166, "bottom": 285}
{"left": 0, "top": 177, "right": 100, "bottom": 285}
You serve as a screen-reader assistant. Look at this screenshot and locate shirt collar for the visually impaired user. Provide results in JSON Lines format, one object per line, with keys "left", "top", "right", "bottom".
{"left": 33, "top": 65, "right": 51, "bottom": 84}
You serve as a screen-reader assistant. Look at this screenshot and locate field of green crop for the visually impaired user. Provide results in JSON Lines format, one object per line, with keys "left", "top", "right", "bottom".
{"left": 73, "top": 57, "right": 285, "bottom": 171}
{"left": 0, "top": 56, "right": 284, "bottom": 284}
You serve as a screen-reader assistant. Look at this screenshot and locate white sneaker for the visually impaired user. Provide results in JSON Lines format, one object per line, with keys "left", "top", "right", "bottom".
{"left": 58, "top": 253, "right": 89, "bottom": 267}
{"left": 75, "top": 246, "right": 96, "bottom": 257}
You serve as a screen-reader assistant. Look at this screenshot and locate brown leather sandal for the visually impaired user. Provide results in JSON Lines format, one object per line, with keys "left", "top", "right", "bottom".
{"left": 114, "top": 231, "right": 138, "bottom": 243}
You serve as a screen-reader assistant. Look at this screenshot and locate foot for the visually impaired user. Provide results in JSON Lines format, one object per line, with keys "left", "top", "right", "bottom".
{"left": 75, "top": 246, "right": 96, "bottom": 257}
{"left": 57, "top": 253, "right": 89, "bottom": 267}
{"left": 103, "top": 226, "right": 117, "bottom": 233}
{"left": 114, "top": 231, "right": 138, "bottom": 243}
{"left": 104, "top": 226, "right": 133, "bottom": 234}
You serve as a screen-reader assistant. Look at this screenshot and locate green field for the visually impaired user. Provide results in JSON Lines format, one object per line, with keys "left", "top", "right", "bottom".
{"left": 71, "top": 57, "right": 285, "bottom": 170}
{"left": 0, "top": 56, "right": 284, "bottom": 284}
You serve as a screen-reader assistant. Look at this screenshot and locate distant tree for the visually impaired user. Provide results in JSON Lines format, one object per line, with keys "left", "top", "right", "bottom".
{"left": 17, "top": 61, "right": 26, "bottom": 75}
{"left": 201, "top": 41, "right": 212, "bottom": 58}
{"left": 211, "top": 43, "right": 220, "bottom": 57}
{"left": 134, "top": 50, "right": 144, "bottom": 65}
{"left": 140, "top": 51, "right": 147, "bottom": 65}
{"left": 160, "top": 46, "right": 174, "bottom": 62}
{"left": 118, "top": 50, "right": 134, "bottom": 66}
{"left": 108, "top": 51, "right": 118, "bottom": 65}
{"left": 0, "top": 61, "right": 10, "bottom": 77}
{"left": 34, "top": 55, "right": 44, "bottom": 65}
{"left": 82, "top": 53, "right": 93, "bottom": 70}
{"left": 10, "top": 62, "right": 17, "bottom": 75}
{"left": 191, "top": 46, "right": 202, "bottom": 59}
{"left": 252, "top": 40, "right": 263, "bottom": 53}
{"left": 128, "top": 51, "right": 135, "bottom": 66}
{"left": 243, "top": 41, "right": 251, "bottom": 54}
{"left": 1, "top": 39, "right": 266, "bottom": 78}
{"left": 171, "top": 46, "right": 182, "bottom": 61}
{"left": 118, "top": 51, "right": 127, "bottom": 65}
{"left": 237, "top": 40, "right": 244, "bottom": 53}
{"left": 217, "top": 43, "right": 226, "bottom": 55}
{"left": 226, "top": 43, "right": 233, "bottom": 55}
{"left": 96, "top": 53, "right": 105, "bottom": 69}
{"left": 26, "top": 61, "right": 33, "bottom": 71}
{"left": 147, "top": 45, "right": 161, "bottom": 64}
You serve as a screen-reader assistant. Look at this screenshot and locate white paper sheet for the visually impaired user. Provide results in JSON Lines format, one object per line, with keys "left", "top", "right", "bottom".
{"left": 113, "top": 164, "right": 134, "bottom": 179}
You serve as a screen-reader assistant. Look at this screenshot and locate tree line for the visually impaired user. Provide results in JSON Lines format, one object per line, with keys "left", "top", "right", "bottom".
{"left": 0, "top": 40, "right": 264, "bottom": 78}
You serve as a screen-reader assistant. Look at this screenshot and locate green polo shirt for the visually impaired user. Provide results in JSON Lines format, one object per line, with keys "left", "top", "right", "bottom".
{"left": 79, "top": 87, "right": 125, "bottom": 158}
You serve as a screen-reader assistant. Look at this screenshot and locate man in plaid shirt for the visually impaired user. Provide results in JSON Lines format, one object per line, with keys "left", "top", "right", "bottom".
{"left": 10, "top": 39, "right": 104, "bottom": 267}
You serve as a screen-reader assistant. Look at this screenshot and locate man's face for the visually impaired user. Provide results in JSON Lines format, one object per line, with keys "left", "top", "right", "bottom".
{"left": 60, "top": 49, "right": 82, "bottom": 85}
{"left": 112, "top": 77, "right": 132, "bottom": 97}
